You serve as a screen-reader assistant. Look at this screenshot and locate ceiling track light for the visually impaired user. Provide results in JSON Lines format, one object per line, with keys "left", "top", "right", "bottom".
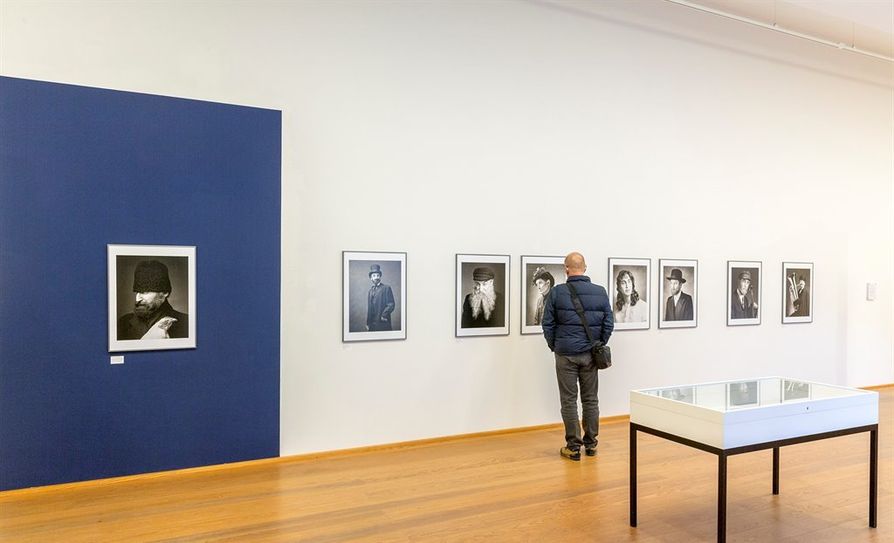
{"left": 663, "top": 0, "right": 894, "bottom": 63}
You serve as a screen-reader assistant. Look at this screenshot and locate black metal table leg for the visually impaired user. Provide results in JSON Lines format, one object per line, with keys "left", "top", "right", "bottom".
{"left": 772, "top": 447, "right": 780, "bottom": 495}
{"left": 870, "top": 428, "right": 878, "bottom": 528}
{"left": 630, "top": 424, "right": 638, "bottom": 527}
{"left": 718, "top": 453, "right": 727, "bottom": 543}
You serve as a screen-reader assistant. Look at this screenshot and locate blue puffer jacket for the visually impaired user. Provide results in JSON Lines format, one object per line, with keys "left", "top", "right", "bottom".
{"left": 542, "top": 275, "right": 614, "bottom": 355}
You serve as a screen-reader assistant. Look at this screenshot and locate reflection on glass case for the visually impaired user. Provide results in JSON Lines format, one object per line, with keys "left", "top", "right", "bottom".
{"left": 727, "top": 380, "right": 759, "bottom": 409}
{"left": 659, "top": 386, "right": 696, "bottom": 404}
{"left": 783, "top": 379, "right": 811, "bottom": 401}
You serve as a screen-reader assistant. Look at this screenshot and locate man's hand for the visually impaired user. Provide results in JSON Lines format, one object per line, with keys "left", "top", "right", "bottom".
{"left": 141, "top": 317, "right": 178, "bottom": 340}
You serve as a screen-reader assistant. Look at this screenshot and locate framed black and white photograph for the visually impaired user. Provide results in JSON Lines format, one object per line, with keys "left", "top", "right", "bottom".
{"left": 783, "top": 262, "right": 814, "bottom": 324}
{"left": 658, "top": 259, "right": 697, "bottom": 329}
{"left": 520, "top": 255, "right": 565, "bottom": 335}
{"left": 342, "top": 251, "right": 407, "bottom": 342}
{"left": 660, "top": 386, "right": 696, "bottom": 404}
{"left": 608, "top": 257, "right": 651, "bottom": 331}
{"left": 108, "top": 244, "right": 196, "bottom": 352}
{"left": 727, "top": 261, "right": 761, "bottom": 326}
{"left": 727, "top": 380, "right": 759, "bottom": 408}
{"left": 782, "top": 379, "right": 811, "bottom": 401}
{"left": 456, "top": 254, "right": 510, "bottom": 337}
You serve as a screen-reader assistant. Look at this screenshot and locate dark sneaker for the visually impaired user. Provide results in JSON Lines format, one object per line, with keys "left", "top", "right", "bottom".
{"left": 560, "top": 447, "right": 581, "bottom": 461}
{"left": 585, "top": 446, "right": 597, "bottom": 457}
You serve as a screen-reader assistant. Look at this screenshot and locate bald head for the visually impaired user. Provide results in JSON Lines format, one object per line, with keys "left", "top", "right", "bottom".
{"left": 564, "top": 252, "right": 587, "bottom": 276}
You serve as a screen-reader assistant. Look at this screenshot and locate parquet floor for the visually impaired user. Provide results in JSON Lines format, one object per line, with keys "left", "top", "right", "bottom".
{"left": 1, "top": 388, "right": 891, "bottom": 542}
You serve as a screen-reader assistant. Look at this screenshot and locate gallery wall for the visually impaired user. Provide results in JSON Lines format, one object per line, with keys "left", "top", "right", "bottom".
{"left": 1, "top": 0, "right": 892, "bottom": 462}
{"left": 0, "top": 77, "right": 282, "bottom": 490}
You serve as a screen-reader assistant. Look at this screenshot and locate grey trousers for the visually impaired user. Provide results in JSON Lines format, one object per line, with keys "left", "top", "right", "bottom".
{"left": 554, "top": 352, "right": 599, "bottom": 450}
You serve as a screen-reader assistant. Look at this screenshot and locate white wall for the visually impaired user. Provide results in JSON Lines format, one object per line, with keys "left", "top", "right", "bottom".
{"left": 2, "top": 0, "right": 891, "bottom": 457}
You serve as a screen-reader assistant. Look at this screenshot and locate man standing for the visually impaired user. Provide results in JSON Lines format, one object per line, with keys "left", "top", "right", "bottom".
{"left": 664, "top": 268, "right": 694, "bottom": 321}
{"left": 792, "top": 278, "right": 810, "bottom": 317}
{"left": 366, "top": 264, "right": 396, "bottom": 331}
{"left": 731, "top": 271, "right": 758, "bottom": 319}
{"left": 461, "top": 267, "right": 505, "bottom": 328}
{"left": 542, "top": 252, "right": 613, "bottom": 461}
{"left": 117, "top": 260, "right": 189, "bottom": 340}
{"left": 532, "top": 267, "right": 555, "bottom": 326}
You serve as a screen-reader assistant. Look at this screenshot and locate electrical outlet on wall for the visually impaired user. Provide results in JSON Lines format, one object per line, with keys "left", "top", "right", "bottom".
{"left": 866, "top": 283, "right": 878, "bottom": 301}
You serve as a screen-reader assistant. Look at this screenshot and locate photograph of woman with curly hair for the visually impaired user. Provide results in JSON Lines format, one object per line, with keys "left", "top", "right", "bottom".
{"left": 608, "top": 258, "right": 651, "bottom": 330}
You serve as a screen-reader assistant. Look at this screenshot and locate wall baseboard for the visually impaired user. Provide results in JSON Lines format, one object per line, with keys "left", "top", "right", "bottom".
{"left": 1, "top": 415, "right": 629, "bottom": 496}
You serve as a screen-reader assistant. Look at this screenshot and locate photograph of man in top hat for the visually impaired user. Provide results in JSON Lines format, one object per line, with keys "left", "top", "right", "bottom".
{"left": 343, "top": 251, "right": 406, "bottom": 342}
{"left": 456, "top": 254, "right": 510, "bottom": 336}
{"left": 117, "top": 259, "right": 189, "bottom": 341}
{"left": 108, "top": 244, "right": 196, "bottom": 352}
{"left": 658, "top": 259, "right": 697, "bottom": 329}
{"left": 366, "top": 264, "right": 395, "bottom": 332}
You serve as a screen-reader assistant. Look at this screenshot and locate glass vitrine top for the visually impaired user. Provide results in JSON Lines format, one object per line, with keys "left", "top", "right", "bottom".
{"left": 637, "top": 377, "right": 868, "bottom": 412}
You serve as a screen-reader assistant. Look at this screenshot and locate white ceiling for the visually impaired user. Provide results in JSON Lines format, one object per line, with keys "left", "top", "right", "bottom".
{"left": 802, "top": 0, "right": 894, "bottom": 36}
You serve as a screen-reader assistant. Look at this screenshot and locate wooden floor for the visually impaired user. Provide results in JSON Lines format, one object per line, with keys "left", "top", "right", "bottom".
{"left": 2, "top": 388, "right": 891, "bottom": 542}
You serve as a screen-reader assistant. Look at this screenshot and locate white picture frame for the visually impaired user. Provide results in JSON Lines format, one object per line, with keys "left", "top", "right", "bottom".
{"left": 456, "top": 254, "right": 510, "bottom": 337}
{"left": 342, "top": 251, "right": 407, "bottom": 342}
{"left": 520, "top": 255, "right": 565, "bottom": 335}
{"left": 108, "top": 244, "right": 196, "bottom": 352}
{"left": 727, "top": 260, "right": 762, "bottom": 326}
{"left": 608, "top": 257, "right": 651, "bottom": 331}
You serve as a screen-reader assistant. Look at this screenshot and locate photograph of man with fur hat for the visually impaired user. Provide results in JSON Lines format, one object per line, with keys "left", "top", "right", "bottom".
{"left": 117, "top": 259, "right": 190, "bottom": 341}
{"left": 456, "top": 254, "right": 510, "bottom": 336}
{"left": 108, "top": 244, "right": 196, "bottom": 352}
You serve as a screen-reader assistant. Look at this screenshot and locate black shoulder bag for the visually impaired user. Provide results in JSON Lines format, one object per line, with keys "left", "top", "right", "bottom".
{"left": 566, "top": 282, "right": 612, "bottom": 370}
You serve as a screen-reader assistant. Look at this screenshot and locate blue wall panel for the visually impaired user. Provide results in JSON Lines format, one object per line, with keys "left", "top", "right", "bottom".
{"left": 0, "top": 77, "right": 281, "bottom": 490}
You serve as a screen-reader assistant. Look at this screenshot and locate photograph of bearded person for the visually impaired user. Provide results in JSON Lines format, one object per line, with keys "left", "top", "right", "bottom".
{"left": 461, "top": 266, "right": 505, "bottom": 328}
{"left": 117, "top": 259, "right": 189, "bottom": 340}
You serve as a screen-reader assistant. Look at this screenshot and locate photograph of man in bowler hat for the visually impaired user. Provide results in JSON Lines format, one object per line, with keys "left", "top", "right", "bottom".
{"left": 117, "top": 259, "right": 190, "bottom": 341}
{"left": 658, "top": 259, "right": 697, "bottom": 328}
{"left": 366, "top": 264, "right": 395, "bottom": 332}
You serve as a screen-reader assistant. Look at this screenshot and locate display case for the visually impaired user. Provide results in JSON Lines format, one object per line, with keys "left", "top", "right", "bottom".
{"left": 630, "top": 377, "right": 878, "bottom": 449}
{"left": 628, "top": 377, "right": 879, "bottom": 543}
